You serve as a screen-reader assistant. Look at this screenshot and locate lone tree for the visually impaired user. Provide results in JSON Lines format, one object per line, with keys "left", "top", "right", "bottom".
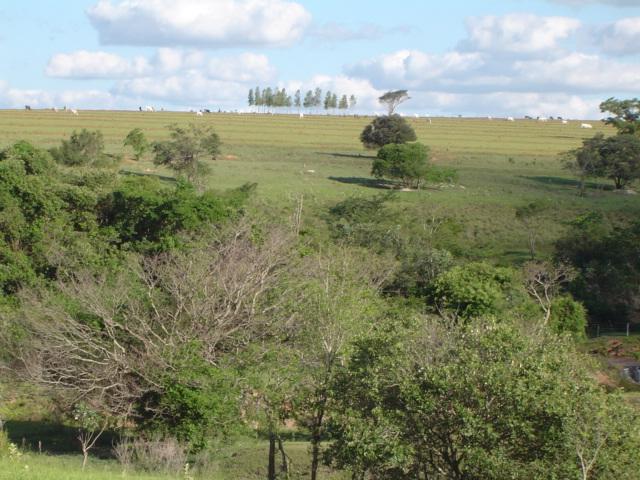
{"left": 378, "top": 90, "right": 410, "bottom": 115}
{"left": 152, "top": 123, "right": 220, "bottom": 182}
{"left": 600, "top": 97, "right": 640, "bottom": 135}
{"left": 372, "top": 142, "right": 430, "bottom": 189}
{"left": 360, "top": 114, "right": 417, "bottom": 149}
{"left": 566, "top": 133, "right": 640, "bottom": 190}
{"left": 123, "top": 128, "right": 149, "bottom": 161}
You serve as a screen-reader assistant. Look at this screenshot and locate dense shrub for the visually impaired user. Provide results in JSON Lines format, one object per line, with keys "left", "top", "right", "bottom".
{"left": 430, "top": 262, "right": 519, "bottom": 320}
{"left": 98, "top": 178, "right": 252, "bottom": 251}
{"left": 360, "top": 115, "right": 417, "bottom": 149}
{"left": 50, "top": 129, "right": 119, "bottom": 167}
{"left": 556, "top": 214, "right": 640, "bottom": 325}
{"left": 372, "top": 142, "right": 430, "bottom": 188}
{"left": 549, "top": 295, "right": 587, "bottom": 339}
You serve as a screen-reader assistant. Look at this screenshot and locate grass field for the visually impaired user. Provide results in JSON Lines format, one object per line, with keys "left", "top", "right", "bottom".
{"left": 1, "top": 109, "right": 640, "bottom": 477}
{"left": 0, "top": 109, "right": 637, "bottom": 261}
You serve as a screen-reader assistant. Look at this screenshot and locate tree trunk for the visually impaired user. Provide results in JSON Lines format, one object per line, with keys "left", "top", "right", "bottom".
{"left": 82, "top": 448, "right": 89, "bottom": 470}
{"left": 277, "top": 436, "right": 290, "bottom": 479}
{"left": 310, "top": 396, "right": 327, "bottom": 480}
{"left": 268, "top": 432, "right": 276, "bottom": 480}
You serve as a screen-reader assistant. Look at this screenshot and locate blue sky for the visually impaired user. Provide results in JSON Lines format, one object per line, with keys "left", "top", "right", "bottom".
{"left": 1, "top": 0, "right": 639, "bottom": 117}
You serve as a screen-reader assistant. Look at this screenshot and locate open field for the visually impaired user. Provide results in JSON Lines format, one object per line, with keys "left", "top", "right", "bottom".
{"left": 0, "top": 109, "right": 637, "bottom": 261}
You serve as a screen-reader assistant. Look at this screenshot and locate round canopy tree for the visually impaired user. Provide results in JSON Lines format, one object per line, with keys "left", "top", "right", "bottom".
{"left": 372, "top": 142, "right": 430, "bottom": 189}
{"left": 360, "top": 115, "right": 417, "bottom": 149}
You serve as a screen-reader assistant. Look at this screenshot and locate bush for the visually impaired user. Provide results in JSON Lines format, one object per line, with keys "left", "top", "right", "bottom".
{"left": 50, "top": 129, "right": 119, "bottom": 167}
{"left": 360, "top": 115, "right": 416, "bottom": 149}
{"left": 425, "top": 166, "right": 458, "bottom": 184}
{"left": 431, "top": 262, "right": 518, "bottom": 321}
{"left": 550, "top": 295, "right": 587, "bottom": 339}
{"left": 372, "top": 142, "right": 430, "bottom": 188}
{"left": 98, "top": 177, "right": 250, "bottom": 251}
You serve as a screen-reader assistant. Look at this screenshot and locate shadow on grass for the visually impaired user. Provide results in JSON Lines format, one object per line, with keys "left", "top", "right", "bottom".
{"left": 328, "top": 176, "right": 392, "bottom": 189}
{"left": 316, "top": 152, "right": 376, "bottom": 160}
{"left": 5, "top": 420, "right": 117, "bottom": 458}
{"left": 522, "top": 176, "right": 613, "bottom": 191}
{"left": 119, "top": 169, "right": 177, "bottom": 183}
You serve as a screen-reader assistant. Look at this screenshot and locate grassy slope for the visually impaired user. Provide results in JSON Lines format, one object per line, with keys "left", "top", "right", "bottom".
{"left": 1, "top": 110, "right": 639, "bottom": 476}
{"left": 0, "top": 109, "right": 637, "bottom": 261}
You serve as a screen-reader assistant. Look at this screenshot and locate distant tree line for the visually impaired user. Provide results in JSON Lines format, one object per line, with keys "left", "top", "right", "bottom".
{"left": 248, "top": 87, "right": 357, "bottom": 112}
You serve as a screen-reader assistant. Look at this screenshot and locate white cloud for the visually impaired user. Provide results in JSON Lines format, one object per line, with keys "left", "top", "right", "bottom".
{"left": 0, "top": 81, "right": 129, "bottom": 109}
{"left": 87, "top": 0, "right": 312, "bottom": 48}
{"left": 46, "top": 49, "right": 276, "bottom": 83}
{"left": 594, "top": 17, "right": 640, "bottom": 54}
{"left": 346, "top": 50, "right": 484, "bottom": 90}
{"left": 46, "top": 50, "right": 151, "bottom": 78}
{"left": 461, "top": 13, "right": 580, "bottom": 54}
{"left": 309, "top": 22, "right": 414, "bottom": 42}
{"left": 514, "top": 53, "right": 640, "bottom": 92}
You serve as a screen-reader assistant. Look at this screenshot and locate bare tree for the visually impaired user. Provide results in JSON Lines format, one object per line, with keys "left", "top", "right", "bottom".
{"left": 523, "top": 261, "right": 575, "bottom": 325}
{"left": 5, "top": 224, "right": 294, "bottom": 461}
{"left": 379, "top": 90, "right": 410, "bottom": 115}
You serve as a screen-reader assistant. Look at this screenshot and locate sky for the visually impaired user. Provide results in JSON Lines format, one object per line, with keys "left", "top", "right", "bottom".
{"left": 1, "top": 0, "right": 639, "bottom": 118}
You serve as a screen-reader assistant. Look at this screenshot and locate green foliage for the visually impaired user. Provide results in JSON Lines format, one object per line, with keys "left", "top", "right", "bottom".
{"left": 424, "top": 165, "right": 458, "bottom": 184}
{"left": 567, "top": 133, "right": 640, "bottom": 189}
{"left": 557, "top": 217, "right": 640, "bottom": 325}
{"left": 50, "top": 129, "right": 118, "bottom": 167}
{"left": 326, "top": 193, "right": 400, "bottom": 250}
{"left": 387, "top": 247, "right": 454, "bottom": 298}
{"left": 123, "top": 128, "right": 150, "bottom": 161}
{"left": 327, "top": 319, "right": 640, "bottom": 479}
{"left": 549, "top": 295, "right": 587, "bottom": 339}
{"left": 152, "top": 124, "right": 220, "bottom": 181}
{"left": 98, "top": 177, "right": 249, "bottom": 251}
{"left": 431, "top": 262, "right": 519, "bottom": 320}
{"left": 140, "top": 346, "right": 241, "bottom": 451}
{"left": 360, "top": 115, "right": 417, "bottom": 149}
{"left": 372, "top": 142, "right": 430, "bottom": 188}
{"left": 0, "top": 430, "right": 10, "bottom": 457}
{"left": 600, "top": 97, "right": 640, "bottom": 135}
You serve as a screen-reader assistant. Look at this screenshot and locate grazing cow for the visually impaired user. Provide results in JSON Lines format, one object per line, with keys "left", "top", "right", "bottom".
{"left": 299, "top": 113, "right": 304, "bottom": 119}
{"left": 487, "top": 116, "right": 493, "bottom": 120}
{"left": 144, "top": 106, "right": 154, "bottom": 112}
{"left": 203, "top": 109, "right": 211, "bottom": 113}
{"left": 196, "top": 111, "right": 203, "bottom": 116}
{"left": 25, "top": 105, "right": 31, "bottom": 111}
{"left": 507, "top": 116, "right": 515, "bottom": 122}
{"left": 70, "top": 109, "right": 78, "bottom": 115}
{"left": 538, "top": 116, "right": 548, "bottom": 122}
{"left": 562, "top": 120, "right": 568, "bottom": 125}
{"left": 581, "top": 123, "right": 593, "bottom": 129}
{"left": 53, "top": 107, "right": 58, "bottom": 112}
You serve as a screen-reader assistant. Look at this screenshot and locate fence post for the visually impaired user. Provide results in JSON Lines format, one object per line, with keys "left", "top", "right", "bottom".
{"left": 627, "top": 323, "right": 630, "bottom": 337}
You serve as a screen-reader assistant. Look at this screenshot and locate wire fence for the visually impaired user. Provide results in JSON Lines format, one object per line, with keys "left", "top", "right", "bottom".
{"left": 587, "top": 323, "right": 640, "bottom": 338}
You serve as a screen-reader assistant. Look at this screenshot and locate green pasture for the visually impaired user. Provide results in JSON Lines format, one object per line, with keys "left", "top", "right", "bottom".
{"left": 1, "top": 109, "right": 635, "bottom": 261}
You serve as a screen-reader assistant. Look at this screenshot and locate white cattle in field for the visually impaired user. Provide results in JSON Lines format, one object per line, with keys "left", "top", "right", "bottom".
{"left": 70, "top": 109, "right": 78, "bottom": 115}
{"left": 53, "top": 107, "right": 58, "bottom": 112}
{"left": 299, "top": 113, "right": 304, "bottom": 119}
{"left": 581, "top": 123, "right": 593, "bottom": 129}
{"left": 144, "top": 106, "right": 155, "bottom": 112}
{"left": 196, "top": 111, "right": 203, "bottom": 116}
{"left": 562, "top": 120, "right": 568, "bottom": 124}
{"left": 507, "top": 116, "right": 515, "bottom": 122}
{"left": 538, "top": 116, "right": 548, "bottom": 122}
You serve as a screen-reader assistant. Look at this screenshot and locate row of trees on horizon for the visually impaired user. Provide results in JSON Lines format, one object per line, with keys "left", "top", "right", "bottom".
{"left": 248, "top": 87, "right": 357, "bottom": 112}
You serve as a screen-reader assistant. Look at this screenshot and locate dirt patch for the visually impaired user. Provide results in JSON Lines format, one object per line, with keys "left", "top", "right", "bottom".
{"left": 224, "top": 154, "right": 239, "bottom": 160}
{"left": 594, "top": 371, "right": 618, "bottom": 389}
